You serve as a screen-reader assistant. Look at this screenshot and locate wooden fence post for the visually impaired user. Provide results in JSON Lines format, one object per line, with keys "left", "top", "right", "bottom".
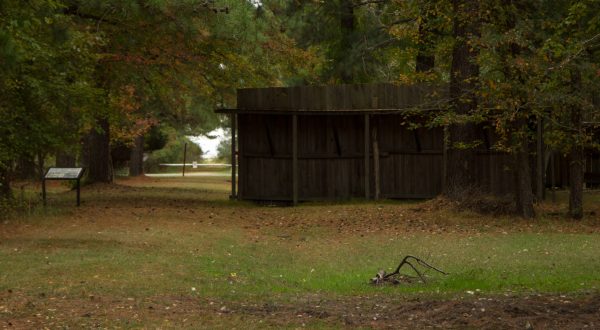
{"left": 182, "top": 142, "right": 187, "bottom": 177}
{"left": 76, "top": 178, "right": 81, "bottom": 207}
{"left": 442, "top": 126, "right": 448, "bottom": 191}
{"left": 372, "top": 120, "right": 380, "bottom": 200}
{"left": 364, "top": 114, "right": 370, "bottom": 200}
{"left": 231, "top": 114, "right": 237, "bottom": 199}
{"left": 551, "top": 151, "right": 556, "bottom": 203}
{"left": 292, "top": 115, "right": 298, "bottom": 205}
{"left": 42, "top": 178, "right": 46, "bottom": 207}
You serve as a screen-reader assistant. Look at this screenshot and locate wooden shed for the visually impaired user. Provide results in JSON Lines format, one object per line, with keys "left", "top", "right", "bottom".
{"left": 216, "top": 83, "right": 521, "bottom": 204}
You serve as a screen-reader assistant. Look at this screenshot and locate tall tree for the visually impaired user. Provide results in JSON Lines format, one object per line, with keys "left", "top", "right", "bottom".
{"left": 0, "top": 0, "right": 98, "bottom": 199}
{"left": 415, "top": 1, "right": 438, "bottom": 74}
{"left": 65, "top": 0, "right": 310, "bottom": 182}
{"left": 538, "top": 0, "right": 600, "bottom": 219}
{"left": 569, "top": 68, "right": 584, "bottom": 219}
{"left": 484, "top": 0, "right": 537, "bottom": 218}
{"left": 64, "top": 0, "right": 226, "bottom": 182}
{"left": 445, "top": 0, "right": 481, "bottom": 198}
{"left": 479, "top": 0, "right": 600, "bottom": 217}
{"left": 271, "top": 0, "right": 422, "bottom": 84}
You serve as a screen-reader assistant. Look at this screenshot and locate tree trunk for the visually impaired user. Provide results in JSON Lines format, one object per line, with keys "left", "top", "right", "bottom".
{"left": 500, "top": 4, "right": 535, "bottom": 217}
{"left": 415, "top": 3, "right": 435, "bottom": 73}
{"left": 535, "top": 117, "right": 544, "bottom": 201}
{"left": 56, "top": 151, "right": 76, "bottom": 167}
{"left": 129, "top": 135, "right": 144, "bottom": 177}
{"left": 339, "top": 0, "right": 355, "bottom": 83}
{"left": 85, "top": 118, "right": 113, "bottom": 183}
{"left": 569, "top": 68, "right": 584, "bottom": 219}
{"left": 0, "top": 166, "right": 11, "bottom": 199}
{"left": 513, "top": 124, "right": 535, "bottom": 218}
{"left": 14, "top": 156, "right": 36, "bottom": 180}
{"left": 36, "top": 151, "right": 45, "bottom": 181}
{"left": 569, "top": 144, "right": 584, "bottom": 219}
{"left": 445, "top": 0, "right": 480, "bottom": 198}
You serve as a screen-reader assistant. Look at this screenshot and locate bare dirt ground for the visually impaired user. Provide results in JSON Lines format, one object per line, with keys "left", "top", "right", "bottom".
{"left": 2, "top": 290, "right": 599, "bottom": 329}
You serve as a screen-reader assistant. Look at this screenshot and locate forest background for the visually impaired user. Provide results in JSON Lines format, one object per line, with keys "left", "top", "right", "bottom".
{"left": 1, "top": 0, "right": 599, "bottom": 218}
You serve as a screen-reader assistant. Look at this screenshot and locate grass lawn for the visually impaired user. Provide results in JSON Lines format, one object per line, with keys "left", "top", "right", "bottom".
{"left": 1, "top": 175, "right": 600, "bottom": 328}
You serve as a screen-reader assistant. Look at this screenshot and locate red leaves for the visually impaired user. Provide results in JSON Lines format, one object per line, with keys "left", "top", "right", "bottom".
{"left": 111, "top": 85, "right": 157, "bottom": 145}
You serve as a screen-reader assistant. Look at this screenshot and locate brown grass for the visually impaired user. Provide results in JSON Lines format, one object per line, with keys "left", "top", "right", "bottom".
{"left": 1, "top": 176, "right": 600, "bottom": 328}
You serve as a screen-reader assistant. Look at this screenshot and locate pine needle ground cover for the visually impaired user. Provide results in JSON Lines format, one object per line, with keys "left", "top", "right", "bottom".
{"left": 1, "top": 176, "right": 600, "bottom": 328}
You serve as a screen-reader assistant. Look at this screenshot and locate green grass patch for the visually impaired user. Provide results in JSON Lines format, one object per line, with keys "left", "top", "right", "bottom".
{"left": 1, "top": 177, "right": 599, "bottom": 305}
{"left": 2, "top": 227, "right": 599, "bottom": 300}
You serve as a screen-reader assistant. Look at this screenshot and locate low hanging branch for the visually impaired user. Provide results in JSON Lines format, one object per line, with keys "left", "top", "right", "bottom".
{"left": 371, "top": 255, "right": 447, "bottom": 285}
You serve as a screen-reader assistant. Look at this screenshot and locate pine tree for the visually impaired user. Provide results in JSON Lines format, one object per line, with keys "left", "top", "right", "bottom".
{"left": 444, "top": 0, "right": 481, "bottom": 198}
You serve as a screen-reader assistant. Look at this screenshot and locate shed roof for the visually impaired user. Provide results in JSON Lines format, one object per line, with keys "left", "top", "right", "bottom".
{"left": 216, "top": 83, "right": 449, "bottom": 115}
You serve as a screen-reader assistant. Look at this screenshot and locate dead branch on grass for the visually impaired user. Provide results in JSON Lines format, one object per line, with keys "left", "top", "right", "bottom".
{"left": 371, "top": 255, "right": 447, "bottom": 285}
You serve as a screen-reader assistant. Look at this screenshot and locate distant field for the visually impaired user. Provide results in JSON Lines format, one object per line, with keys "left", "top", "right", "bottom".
{"left": 1, "top": 176, "right": 599, "bottom": 328}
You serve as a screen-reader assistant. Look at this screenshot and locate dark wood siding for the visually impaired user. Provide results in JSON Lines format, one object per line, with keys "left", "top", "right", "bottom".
{"left": 232, "top": 84, "right": 600, "bottom": 201}
{"left": 237, "top": 83, "right": 447, "bottom": 111}
{"left": 376, "top": 115, "right": 443, "bottom": 198}
{"left": 238, "top": 114, "right": 292, "bottom": 200}
{"left": 239, "top": 112, "right": 450, "bottom": 200}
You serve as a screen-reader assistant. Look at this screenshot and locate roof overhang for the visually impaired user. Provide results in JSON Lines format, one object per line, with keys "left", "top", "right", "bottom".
{"left": 214, "top": 107, "right": 442, "bottom": 115}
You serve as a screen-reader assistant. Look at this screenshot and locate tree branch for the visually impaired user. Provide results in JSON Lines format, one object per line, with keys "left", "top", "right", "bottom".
{"left": 352, "top": 0, "right": 387, "bottom": 8}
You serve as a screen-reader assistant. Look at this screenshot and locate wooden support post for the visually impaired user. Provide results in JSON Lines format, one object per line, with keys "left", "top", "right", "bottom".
{"left": 442, "top": 126, "right": 448, "bottom": 190}
{"left": 364, "top": 114, "right": 370, "bottom": 200}
{"left": 76, "top": 178, "right": 81, "bottom": 207}
{"left": 372, "top": 120, "right": 380, "bottom": 200}
{"left": 536, "top": 116, "right": 544, "bottom": 201}
{"left": 231, "top": 114, "right": 237, "bottom": 200}
{"left": 551, "top": 151, "right": 556, "bottom": 203}
{"left": 292, "top": 115, "right": 298, "bottom": 206}
{"left": 42, "top": 178, "right": 46, "bottom": 207}
{"left": 182, "top": 142, "right": 187, "bottom": 177}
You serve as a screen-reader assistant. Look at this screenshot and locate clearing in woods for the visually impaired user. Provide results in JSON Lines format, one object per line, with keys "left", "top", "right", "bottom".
{"left": 1, "top": 175, "right": 600, "bottom": 328}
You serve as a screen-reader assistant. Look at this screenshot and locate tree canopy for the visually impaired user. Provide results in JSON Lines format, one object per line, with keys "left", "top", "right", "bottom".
{"left": 1, "top": 0, "right": 598, "bottom": 218}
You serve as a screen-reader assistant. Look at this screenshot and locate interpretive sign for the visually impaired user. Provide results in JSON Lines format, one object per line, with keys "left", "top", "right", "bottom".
{"left": 45, "top": 167, "right": 84, "bottom": 180}
{"left": 42, "top": 167, "right": 85, "bottom": 207}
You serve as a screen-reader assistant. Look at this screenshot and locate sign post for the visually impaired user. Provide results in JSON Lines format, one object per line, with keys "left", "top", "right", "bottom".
{"left": 182, "top": 143, "right": 188, "bottom": 177}
{"left": 43, "top": 167, "right": 85, "bottom": 207}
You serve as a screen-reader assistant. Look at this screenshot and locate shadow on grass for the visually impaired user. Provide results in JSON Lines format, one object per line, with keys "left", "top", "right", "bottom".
{"left": 43, "top": 182, "right": 425, "bottom": 212}
{"left": 2, "top": 237, "right": 127, "bottom": 250}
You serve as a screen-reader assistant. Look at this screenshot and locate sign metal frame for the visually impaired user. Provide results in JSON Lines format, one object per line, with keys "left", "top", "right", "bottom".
{"left": 42, "top": 167, "right": 85, "bottom": 207}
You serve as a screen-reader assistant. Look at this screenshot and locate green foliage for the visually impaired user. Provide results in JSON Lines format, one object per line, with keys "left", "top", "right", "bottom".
{"left": 270, "top": 0, "right": 455, "bottom": 84}
{"left": 144, "top": 125, "right": 168, "bottom": 152}
{"left": 0, "top": 196, "right": 16, "bottom": 220}
{"left": 0, "top": 0, "right": 100, "bottom": 190}
{"left": 267, "top": 0, "right": 404, "bottom": 83}
{"left": 216, "top": 129, "right": 232, "bottom": 163}
{"left": 1, "top": 0, "right": 316, "bottom": 195}
{"left": 539, "top": 0, "right": 600, "bottom": 152}
{"left": 63, "top": 0, "right": 318, "bottom": 140}
{"left": 1, "top": 0, "right": 598, "bottom": 203}
{"left": 474, "top": 0, "right": 600, "bottom": 153}
{"left": 0, "top": 189, "right": 36, "bottom": 220}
